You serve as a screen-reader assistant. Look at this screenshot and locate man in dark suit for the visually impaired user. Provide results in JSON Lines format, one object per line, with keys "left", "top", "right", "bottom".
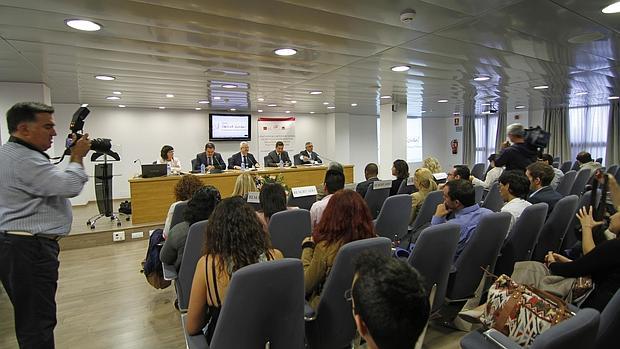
{"left": 228, "top": 141, "right": 260, "bottom": 169}
{"left": 265, "top": 141, "right": 291, "bottom": 167}
{"left": 299, "top": 142, "right": 322, "bottom": 164}
{"left": 355, "top": 163, "right": 380, "bottom": 197}
{"left": 194, "top": 142, "right": 226, "bottom": 171}
{"left": 526, "top": 161, "right": 563, "bottom": 216}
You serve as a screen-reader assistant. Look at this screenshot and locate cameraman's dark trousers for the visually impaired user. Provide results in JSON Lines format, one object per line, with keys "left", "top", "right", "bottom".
{"left": 0, "top": 232, "right": 61, "bottom": 349}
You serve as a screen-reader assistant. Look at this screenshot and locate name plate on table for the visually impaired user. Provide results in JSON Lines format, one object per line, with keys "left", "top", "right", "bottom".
{"left": 247, "top": 192, "right": 260, "bottom": 203}
{"left": 433, "top": 172, "right": 448, "bottom": 181}
{"left": 291, "top": 186, "right": 318, "bottom": 198}
{"left": 406, "top": 177, "right": 414, "bottom": 186}
{"left": 373, "top": 180, "right": 393, "bottom": 190}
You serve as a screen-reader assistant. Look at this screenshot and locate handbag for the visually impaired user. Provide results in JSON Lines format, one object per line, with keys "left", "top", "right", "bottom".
{"left": 481, "top": 271, "right": 574, "bottom": 347}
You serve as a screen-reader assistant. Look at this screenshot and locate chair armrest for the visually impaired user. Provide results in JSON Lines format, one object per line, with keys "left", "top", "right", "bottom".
{"left": 304, "top": 301, "right": 317, "bottom": 321}
{"left": 181, "top": 313, "right": 209, "bottom": 349}
{"left": 483, "top": 329, "right": 521, "bottom": 349}
{"left": 162, "top": 263, "right": 178, "bottom": 281}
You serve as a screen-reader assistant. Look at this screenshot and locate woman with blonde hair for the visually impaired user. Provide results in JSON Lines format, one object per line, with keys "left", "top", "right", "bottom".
{"left": 422, "top": 157, "right": 442, "bottom": 174}
{"left": 231, "top": 172, "right": 257, "bottom": 198}
{"left": 409, "top": 168, "right": 438, "bottom": 225}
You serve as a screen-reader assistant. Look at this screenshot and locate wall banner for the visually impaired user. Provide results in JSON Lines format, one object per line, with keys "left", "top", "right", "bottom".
{"left": 257, "top": 117, "right": 296, "bottom": 163}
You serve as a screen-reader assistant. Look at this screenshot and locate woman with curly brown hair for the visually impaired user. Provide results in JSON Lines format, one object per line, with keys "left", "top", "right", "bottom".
{"left": 301, "top": 189, "right": 375, "bottom": 309}
{"left": 163, "top": 174, "right": 204, "bottom": 239}
{"left": 185, "top": 196, "right": 283, "bottom": 341}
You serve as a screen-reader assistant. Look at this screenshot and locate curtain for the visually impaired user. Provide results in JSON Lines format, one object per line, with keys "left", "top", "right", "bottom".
{"left": 495, "top": 110, "right": 507, "bottom": 152}
{"left": 568, "top": 105, "right": 609, "bottom": 163}
{"left": 543, "top": 107, "right": 571, "bottom": 163}
{"left": 463, "top": 115, "right": 476, "bottom": 166}
{"left": 474, "top": 115, "right": 499, "bottom": 163}
{"left": 606, "top": 101, "right": 620, "bottom": 166}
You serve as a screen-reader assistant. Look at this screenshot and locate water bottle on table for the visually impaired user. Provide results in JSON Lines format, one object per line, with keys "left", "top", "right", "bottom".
{"left": 166, "top": 163, "right": 171, "bottom": 175}
{"left": 200, "top": 163, "right": 205, "bottom": 174}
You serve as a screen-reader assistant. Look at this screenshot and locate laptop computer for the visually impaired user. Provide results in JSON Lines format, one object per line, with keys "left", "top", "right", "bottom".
{"left": 141, "top": 164, "right": 168, "bottom": 178}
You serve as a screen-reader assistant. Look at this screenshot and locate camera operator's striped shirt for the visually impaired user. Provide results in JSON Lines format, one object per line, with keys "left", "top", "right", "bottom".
{"left": 0, "top": 137, "right": 88, "bottom": 236}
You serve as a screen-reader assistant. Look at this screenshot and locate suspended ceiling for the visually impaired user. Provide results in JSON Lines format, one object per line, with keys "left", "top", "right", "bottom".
{"left": 0, "top": 0, "right": 619, "bottom": 117}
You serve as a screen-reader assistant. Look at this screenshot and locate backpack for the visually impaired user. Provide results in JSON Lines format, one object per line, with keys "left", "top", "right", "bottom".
{"left": 140, "top": 228, "right": 171, "bottom": 289}
{"left": 119, "top": 200, "right": 132, "bottom": 214}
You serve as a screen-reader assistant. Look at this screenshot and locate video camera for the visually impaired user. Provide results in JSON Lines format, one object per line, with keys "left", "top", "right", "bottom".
{"left": 523, "top": 126, "right": 550, "bottom": 149}
{"left": 61, "top": 107, "right": 120, "bottom": 161}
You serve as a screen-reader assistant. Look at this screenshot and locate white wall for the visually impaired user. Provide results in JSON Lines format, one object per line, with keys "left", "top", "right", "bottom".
{"left": 349, "top": 115, "right": 378, "bottom": 182}
{"left": 0, "top": 82, "right": 51, "bottom": 145}
{"left": 529, "top": 109, "right": 544, "bottom": 127}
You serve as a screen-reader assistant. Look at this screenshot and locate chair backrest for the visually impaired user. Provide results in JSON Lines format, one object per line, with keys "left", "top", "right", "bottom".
{"left": 287, "top": 192, "right": 317, "bottom": 210}
{"left": 227, "top": 156, "right": 233, "bottom": 169}
{"left": 471, "top": 163, "right": 486, "bottom": 180}
{"left": 268, "top": 209, "right": 311, "bottom": 258}
{"left": 293, "top": 153, "right": 303, "bottom": 165}
{"left": 559, "top": 161, "right": 573, "bottom": 174}
{"left": 606, "top": 164, "right": 618, "bottom": 176}
{"left": 556, "top": 170, "right": 577, "bottom": 196}
{"left": 169, "top": 201, "right": 188, "bottom": 230}
{"left": 481, "top": 182, "right": 504, "bottom": 212}
{"left": 306, "top": 237, "right": 391, "bottom": 349}
{"left": 447, "top": 212, "right": 511, "bottom": 300}
{"left": 494, "top": 203, "right": 548, "bottom": 276}
{"left": 596, "top": 289, "right": 620, "bottom": 348}
{"left": 374, "top": 194, "right": 412, "bottom": 241}
{"left": 397, "top": 178, "right": 418, "bottom": 195}
{"left": 191, "top": 158, "right": 197, "bottom": 171}
{"left": 532, "top": 195, "right": 579, "bottom": 262}
{"left": 410, "top": 190, "right": 444, "bottom": 232}
{"left": 569, "top": 168, "right": 592, "bottom": 196}
{"left": 531, "top": 308, "right": 599, "bottom": 349}
{"left": 474, "top": 185, "right": 484, "bottom": 203}
{"left": 211, "top": 259, "right": 305, "bottom": 349}
{"left": 408, "top": 223, "right": 460, "bottom": 312}
{"left": 552, "top": 161, "right": 560, "bottom": 168}
{"left": 595, "top": 157, "right": 603, "bottom": 164}
{"left": 177, "top": 219, "right": 209, "bottom": 311}
{"left": 561, "top": 190, "right": 601, "bottom": 251}
{"left": 571, "top": 161, "right": 581, "bottom": 172}
{"left": 364, "top": 183, "right": 390, "bottom": 219}
{"left": 264, "top": 155, "right": 270, "bottom": 167}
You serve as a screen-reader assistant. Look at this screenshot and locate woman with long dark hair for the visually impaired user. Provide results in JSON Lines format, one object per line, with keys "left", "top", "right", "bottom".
{"left": 185, "top": 197, "right": 283, "bottom": 341}
{"left": 302, "top": 189, "right": 375, "bottom": 309}
{"left": 390, "top": 159, "right": 409, "bottom": 196}
{"left": 257, "top": 182, "right": 288, "bottom": 224}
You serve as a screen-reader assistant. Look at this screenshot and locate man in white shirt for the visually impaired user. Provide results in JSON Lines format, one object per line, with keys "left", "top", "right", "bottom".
{"left": 471, "top": 153, "right": 503, "bottom": 189}
{"left": 498, "top": 170, "right": 532, "bottom": 233}
{"left": 576, "top": 151, "right": 602, "bottom": 172}
{"left": 310, "top": 169, "right": 345, "bottom": 227}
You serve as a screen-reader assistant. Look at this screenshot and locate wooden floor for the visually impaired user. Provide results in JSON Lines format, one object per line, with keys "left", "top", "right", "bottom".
{"left": 0, "top": 240, "right": 464, "bottom": 349}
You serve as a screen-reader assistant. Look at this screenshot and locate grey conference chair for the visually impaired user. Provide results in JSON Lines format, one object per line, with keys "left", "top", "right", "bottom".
{"left": 460, "top": 308, "right": 600, "bottom": 349}
{"left": 373, "top": 194, "right": 412, "bottom": 242}
{"left": 553, "top": 156, "right": 560, "bottom": 163}
{"left": 552, "top": 161, "right": 560, "bottom": 168}
{"left": 305, "top": 237, "right": 391, "bottom": 349}
{"left": 561, "top": 190, "right": 601, "bottom": 252}
{"left": 268, "top": 209, "right": 311, "bottom": 258}
{"left": 559, "top": 161, "right": 573, "bottom": 174}
{"left": 397, "top": 179, "right": 418, "bottom": 195}
{"left": 287, "top": 192, "right": 317, "bottom": 210}
{"left": 408, "top": 223, "right": 460, "bottom": 313}
{"left": 532, "top": 195, "right": 579, "bottom": 262}
{"left": 264, "top": 155, "right": 270, "bottom": 167}
{"left": 176, "top": 219, "right": 209, "bottom": 312}
{"left": 569, "top": 168, "right": 592, "bottom": 196}
{"left": 293, "top": 153, "right": 303, "bottom": 165}
{"left": 407, "top": 190, "right": 445, "bottom": 245}
{"left": 596, "top": 157, "right": 603, "bottom": 164}
{"left": 556, "top": 170, "right": 577, "bottom": 196}
{"left": 596, "top": 289, "right": 620, "bottom": 348}
{"left": 226, "top": 156, "right": 233, "bottom": 169}
{"left": 494, "top": 203, "right": 548, "bottom": 276}
{"left": 183, "top": 259, "right": 305, "bottom": 349}
{"left": 481, "top": 182, "right": 504, "bottom": 212}
{"left": 471, "top": 163, "right": 486, "bottom": 180}
{"left": 446, "top": 212, "right": 511, "bottom": 301}
{"left": 169, "top": 201, "right": 188, "bottom": 231}
{"left": 474, "top": 184, "right": 484, "bottom": 203}
{"left": 364, "top": 182, "right": 391, "bottom": 219}
{"left": 571, "top": 161, "right": 581, "bottom": 172}
{"left": 606, "top": 164, "right": 618, "bottom": 176}
{"left": 191, "top": 158, "right": 198, "bottom": 171}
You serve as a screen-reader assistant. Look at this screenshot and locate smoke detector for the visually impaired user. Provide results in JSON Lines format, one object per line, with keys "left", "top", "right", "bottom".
{"left": 400, "top": 9, "right": 417, "bottom": 24}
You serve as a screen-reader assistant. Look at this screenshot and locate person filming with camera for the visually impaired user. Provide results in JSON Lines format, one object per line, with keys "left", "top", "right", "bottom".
{"left": 0, "top": 102, "right": 91, "bottom": 349}
{"left": 494, "top": 123, "right": 539, "bottom": 172}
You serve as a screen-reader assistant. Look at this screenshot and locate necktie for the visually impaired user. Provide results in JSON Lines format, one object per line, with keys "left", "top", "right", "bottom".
{"left": 243, "top": 155, "right": 247, "bottom": 166}
{"left": 208, "top": 157, "right": 212, "bottom": 166}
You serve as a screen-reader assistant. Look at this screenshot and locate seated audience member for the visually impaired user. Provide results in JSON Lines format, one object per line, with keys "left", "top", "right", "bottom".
{"left": 299, "top": 141, "right": 322, "bottom": 164}
{"left": 327, "top": 161, "right": 344, "bottom": 173}
{"left": 194, "top": 142, "right": 226, "bottom": 171}
{"left": 185, "top": 197, "right": 284, "bottom": 339}
{"left": 257, "top": 182, "right": 288, "bottom": 225}
{"left": 540, "top": 153, "right": 564, "bottom": 189}
{"left": 576, "top": 151, "right": 602, "bottom": 172}
{"left": 351, "top": 252, "right": 430, "bottom": 349}
{"left": 302, "top": 189, "right": 375, "bottom": 309}
{"left": 431, "top": 179, "right": 492, "bottom": 262}
{"left": 471, "top": 154, "right": 503, "bottom": 189}
{"left": 163, "top": 174, "right": 204, "bottom": 239}
{"left": 526, "top": 161, "right": 563, "bottom": 216}
{"left": 410, "top": 168, "right": 438, "bottom": 225}
{"left": 265, "top": 141, "right": 291, "bottom": 167}
{"left": 390, "top": 159, "right": 409, "bottom": 196}
{"left": 494, "top": 123, "right": 538, "bottom": 172}
{"left": 498, "top": 170, "right": 532, "bottom": 232}
{"left": 310, "top": 169, "right": 345, "bottom": 227}
{"left": 160, "top": 186, "right": 221, "bottom": 271}
{"left": 356, "top": 163, "right": 380, "bottom": 197}
{"left": 229, "top": 141, "right": 260, "bottom": 169}
{"left": 157, "top": 144, "right": 182, "bottom": 173}
{"left": 423, "top": 157, "right": 442, "bottom": 174}
{"left": 231, "top": 172, "right": 258, "bottom": 198}
{"left": 439, "top": 164, "right": 470, "bottom": 189}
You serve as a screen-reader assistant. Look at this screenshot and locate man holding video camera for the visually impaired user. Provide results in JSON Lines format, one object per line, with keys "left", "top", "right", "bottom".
{"left": 0, "top": 102, "right": 91, "bottom": 349}
{"left": 494, "top": 123, "right": 539, "bottom": 172}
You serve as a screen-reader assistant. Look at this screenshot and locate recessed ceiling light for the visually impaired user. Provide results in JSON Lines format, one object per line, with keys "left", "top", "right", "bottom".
{"left": 380, "top": 95, "right": 391, "bottom": 99}
{"left": 481, "top": 110, "right": 492, "bottom": 114}
{"left": 327, "top": 106, "right": 336, "bottom": 109}
{"left": 257, "top": 97, "right": 265, "bottom": 102}
{"left": 95, "top": 75, "right": 115, "bottom": 81}
{"left": 222, "top": 84, "right": 237, "bottom": 89}
{"left": 534, "top": 85, "right": 549, "bottom": 89}
{"left": 437, "top": 99, "right": 448, "bottom": 103}
{"left": 112, "top": 91, "right": 122, "bottom": 95}
{"left": 195, "top": 107, "right": 201, "bottom": 110}
{"left": 421, "top": 110, "right": 426, "bottom": 113}
{"left": 310, "top": 111, "right": 315, "bottom": 114}
{"left": 609, "top": 96, "right": 620, "bottom": 100}
{"left": 285, "top": 110, "right": 291, "bottom": 114}
{"left": 515, "top": 105, "right": 526, "bottom": 109}
{"left": 351, "top": 103, "right": 358, "bottom": 107}
{"left": 258, "top": 109, "right": 263, "bottom": 113}
{"left": 65, "top": 19, "right": 101, "bottom": 31}
{"left": 453, "top": 112, "right": 460, "bottom": 115}
{"left": 267, "top": 104, "right": 277, "bottom": 107}
{"left": 230, "top": 108, "right": 237, "bottom": 111}
{"left": 274, "top": 48, "right": 298, "bottom": 56}
{"left": 290, "top": 100, "right": 297, "bottom": 104}
{"left": 473, "top": 75, "right": 491, "bottom": 81}
{"left": 213, "top": 96, "right": 221, "bottom": 100}
{"left": 105, "top": 96, "right": 120, "bottom": 100}
{"left": 118, "top": 104, "right": 126, "bottom": 108}
{"left": 575, "top": 92, "right": 588, "bottom": 96}
{"left": 391, "top": 65, "right": 410, "bottom": 72}
{"left": 166, "top": 94, "right": 175, "bottom": 98}
{"left": 309, "top": 91, "right": 323, "bottom": 95}
{"left": 198, "top": 100, "right": 210, "bottom": 104}
{"left": 602, "top": 2, "right": 620, "bottom": 13}
{"left": 481, "top": 103, "right": 491, "bottom": 106}
{"left": 323, "top": 102, "right": 329, "bottom": 105}
{"left": 158, "top": 106, "right": 166, "bottom": 109}
{"left": 80, "top": 103, "right": 89, "bottom": 107}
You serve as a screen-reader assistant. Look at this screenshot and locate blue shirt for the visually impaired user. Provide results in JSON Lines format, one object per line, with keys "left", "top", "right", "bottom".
{"left": 431, "top": 204, "right": 492, "bottom": 262}
{"left": 0, "top": 138, "right": 88, "bottom": 236}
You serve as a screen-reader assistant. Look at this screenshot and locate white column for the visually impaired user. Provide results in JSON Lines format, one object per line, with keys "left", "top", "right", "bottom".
{"left": 324, "top": 112, "right": 351, "bottom": 166}
{"left": 0, "top": 82, "right": 51, "bottom": 145}
{"left": 379, "top": 101, "right": 407, "bottom": 179}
